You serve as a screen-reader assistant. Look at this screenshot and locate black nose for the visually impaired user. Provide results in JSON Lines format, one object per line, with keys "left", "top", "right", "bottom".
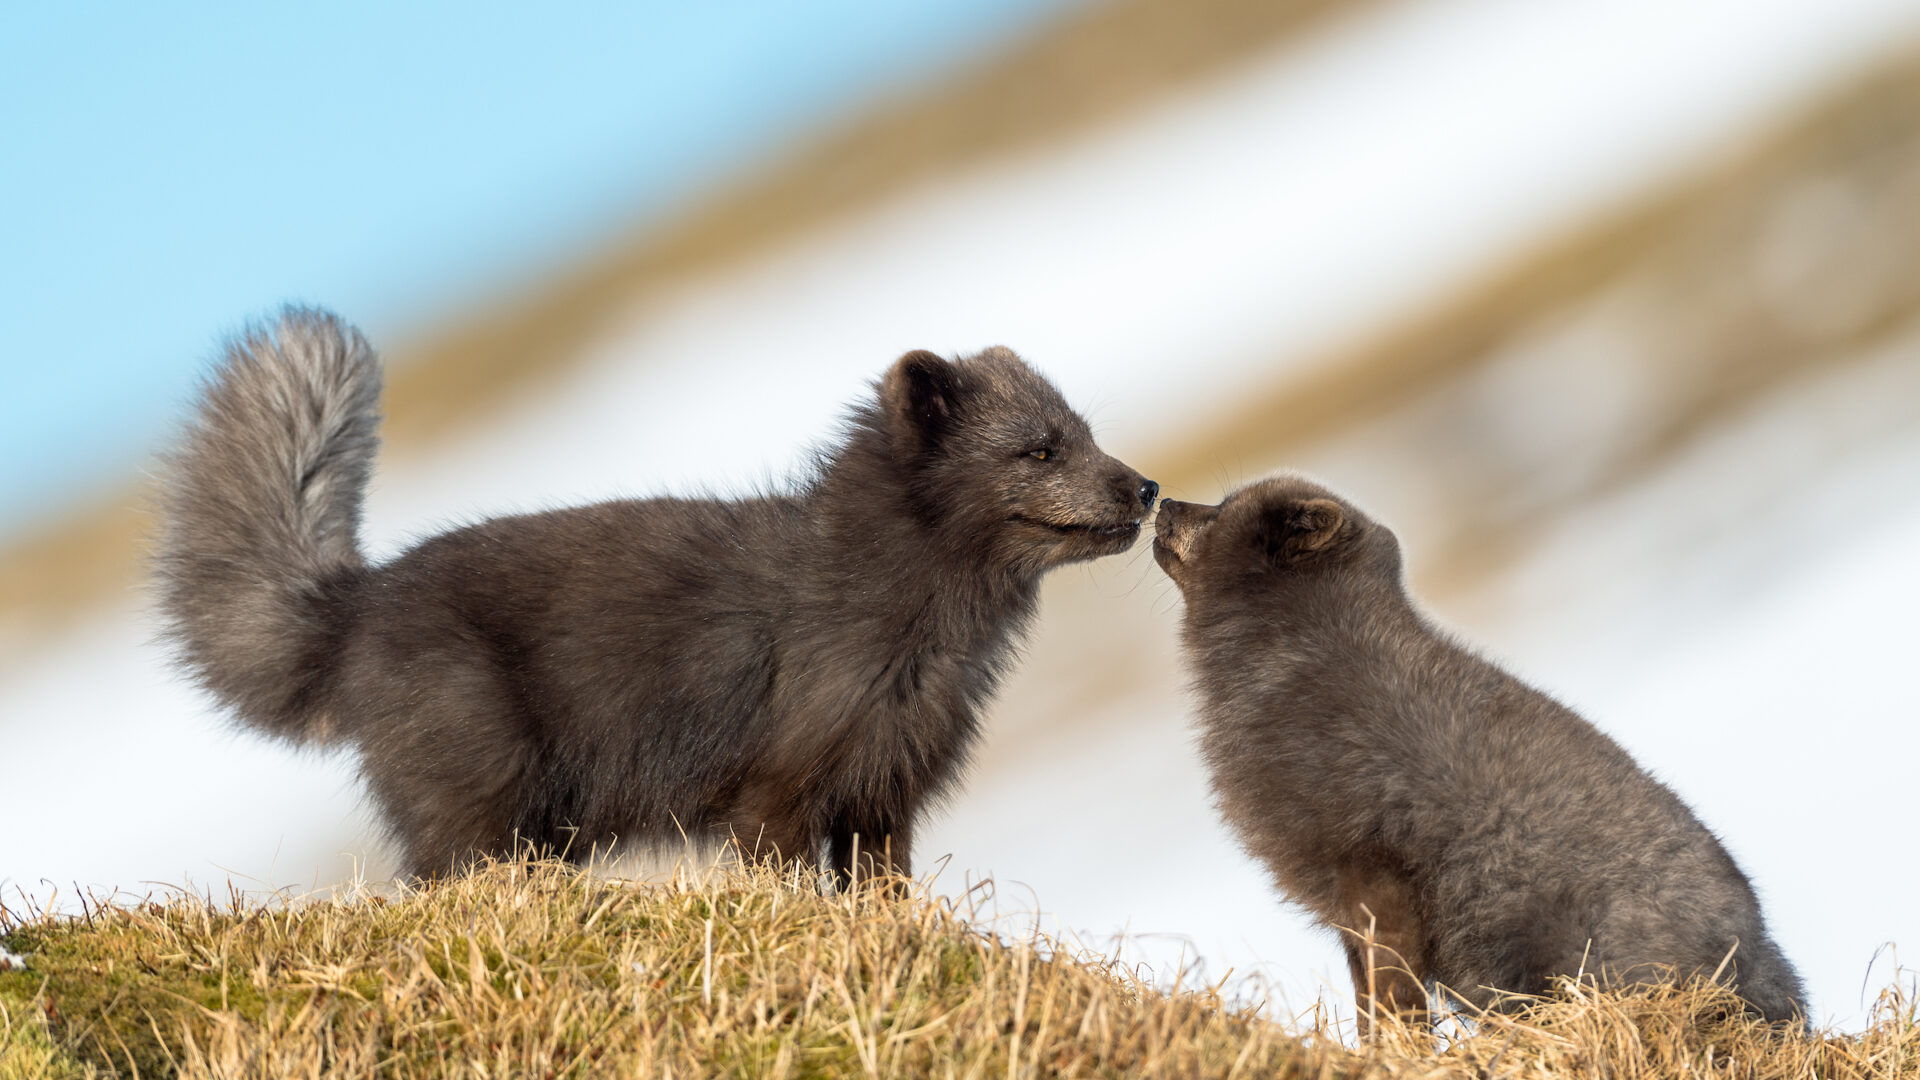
{"left": 1138, "top": 479, "right": 1159, "bottom": 508}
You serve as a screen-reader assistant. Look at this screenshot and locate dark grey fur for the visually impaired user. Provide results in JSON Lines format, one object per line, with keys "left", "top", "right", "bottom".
{"left": 157, "top": 307, "right": 1156, "bottom": 880}
{"left": 1152, "top": 474, "right": 1802, "bottom": 1024}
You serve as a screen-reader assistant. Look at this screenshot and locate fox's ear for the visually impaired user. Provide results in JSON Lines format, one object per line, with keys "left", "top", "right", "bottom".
{"left": 882, "top": 350, "right": 963, "bottom": 447}
{"left": 1254, "top": 497, "right": 1347, "bottom": 565}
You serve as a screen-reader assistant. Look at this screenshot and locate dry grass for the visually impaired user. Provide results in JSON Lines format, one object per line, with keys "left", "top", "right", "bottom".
{"left": 0, "top": 858, "right": 1913, "bottom": 1079}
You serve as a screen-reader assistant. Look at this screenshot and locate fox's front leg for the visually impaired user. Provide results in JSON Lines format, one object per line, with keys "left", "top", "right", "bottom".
{"left": 1337, "top": 868, "right": 1433, "bottom": 1038}
{"left": 828, "top": 811, "right": 913, "bottom": 892}
{"left": 719, "top": 780, "right": 820, "bottom": 883}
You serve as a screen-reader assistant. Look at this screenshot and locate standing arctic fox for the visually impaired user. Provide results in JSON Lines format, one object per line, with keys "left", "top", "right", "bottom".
{"left": 1152, "top": 475, "right": 1802, "bottom": 1025}
{"left": 157, "top": 308, "right": 1157, "bottom": 880}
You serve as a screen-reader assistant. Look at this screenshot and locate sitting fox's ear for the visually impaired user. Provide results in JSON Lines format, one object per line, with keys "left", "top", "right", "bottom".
{"left": 1254, "top": 497, "right": 1347, "bottom": 565}
{"left": 882, "top": 350, "right": 963, "bottom": 448}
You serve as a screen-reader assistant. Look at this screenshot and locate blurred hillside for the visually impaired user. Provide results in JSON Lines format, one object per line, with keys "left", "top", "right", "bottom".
{"left": 0, "top": 0, "right": 1360, "bottom": 647}
{"left": 4, "top": 0, "right": 1919, "bottom": 1031}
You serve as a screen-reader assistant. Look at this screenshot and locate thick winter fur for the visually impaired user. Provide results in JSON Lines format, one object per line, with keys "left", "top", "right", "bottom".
{"left": 158, "top": 307, "right": 1157, "bottom": 881}
{"left": 1152, "top": 475, "right": 1803, "bottom": 1026}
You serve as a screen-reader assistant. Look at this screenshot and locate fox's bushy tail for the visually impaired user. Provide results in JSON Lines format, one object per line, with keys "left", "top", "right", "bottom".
{"left": 156, "top": 307, "right": 381, "bottom": 744}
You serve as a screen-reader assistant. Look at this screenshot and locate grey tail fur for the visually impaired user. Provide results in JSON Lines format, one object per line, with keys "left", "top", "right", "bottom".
{"left": 155, "top": 306, "right": 382, "bottom": 745}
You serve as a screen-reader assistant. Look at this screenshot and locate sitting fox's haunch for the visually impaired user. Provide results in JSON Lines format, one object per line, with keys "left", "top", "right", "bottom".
{"left": 158, "top": 308, "right": 1157, "bottom": 879}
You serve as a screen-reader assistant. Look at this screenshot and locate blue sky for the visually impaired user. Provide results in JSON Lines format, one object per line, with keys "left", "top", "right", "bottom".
{"left": 0, "top": 1, "right": 1079, "bottom": 540}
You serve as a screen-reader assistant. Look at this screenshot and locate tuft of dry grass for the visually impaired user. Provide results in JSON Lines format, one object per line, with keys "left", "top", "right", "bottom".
{"left": 0, "top": 857, "right": 1913, "bottom": 1079}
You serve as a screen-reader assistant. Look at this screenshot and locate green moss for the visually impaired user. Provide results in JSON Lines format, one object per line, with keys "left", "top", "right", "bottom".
{"left": 0, "top": 1006, "right": 86, "bottom": 1080}
{"left": 1, "top": 945, "right": 88, "bottom": 1079}
{"left": 938, "top": 940, "right": 985, "bottom": 988}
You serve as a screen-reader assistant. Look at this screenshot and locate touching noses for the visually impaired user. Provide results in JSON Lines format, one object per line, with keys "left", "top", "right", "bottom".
{"left": 1106, "top": 464, "right": 1159, "bottom": 516}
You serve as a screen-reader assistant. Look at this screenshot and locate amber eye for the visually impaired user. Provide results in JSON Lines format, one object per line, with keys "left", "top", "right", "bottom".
{"left": 1027, "top": 448, "right": 1052, "bottom": 461}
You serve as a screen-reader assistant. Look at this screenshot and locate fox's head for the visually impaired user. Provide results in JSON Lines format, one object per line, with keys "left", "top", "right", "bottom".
{"left": 1152, "top": 474, "right": 1402, "bottom": 608}
{"left": 875, "top": 348, "right": 1157, "bottom": 573}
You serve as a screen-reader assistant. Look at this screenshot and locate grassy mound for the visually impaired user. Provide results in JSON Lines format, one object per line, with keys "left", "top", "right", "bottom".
{"left": 1, "top": 859, "right": 1914, "bottom": 1078}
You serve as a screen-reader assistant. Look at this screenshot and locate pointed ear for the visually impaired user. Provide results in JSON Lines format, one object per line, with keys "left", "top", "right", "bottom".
{"left": 881, "top": 349, "right": 963, "bottom": 448}
{"left": 1254, "top": 497, "right": 1347, "bottom": 564}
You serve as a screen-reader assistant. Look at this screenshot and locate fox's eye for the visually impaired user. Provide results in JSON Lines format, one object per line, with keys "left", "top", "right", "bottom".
{"left": 1027, "top": 448, "right": 1052, "bottom": 461}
